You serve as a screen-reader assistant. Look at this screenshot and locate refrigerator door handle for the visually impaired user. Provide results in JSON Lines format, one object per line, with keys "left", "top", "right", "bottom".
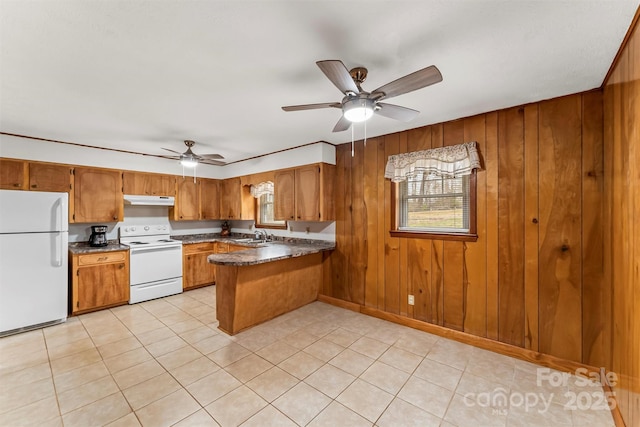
{"left": 55, "top": 232, "right": 63, "bottom": 267}
{"left": 53, "top": 198, "right": 64, "bottom": 267}
{"left": 57, "top": 197, "right": 64, "bottom": 232}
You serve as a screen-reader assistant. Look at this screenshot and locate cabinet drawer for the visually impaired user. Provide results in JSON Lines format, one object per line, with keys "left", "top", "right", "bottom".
{"left": 227, "top": 244, "right": 248, "bottom": 253}
{"left": 78, "top": 251, "right": 127, "bottom": 266}
{"left": 183, "top": 242, "right": 215, "bottom": 254}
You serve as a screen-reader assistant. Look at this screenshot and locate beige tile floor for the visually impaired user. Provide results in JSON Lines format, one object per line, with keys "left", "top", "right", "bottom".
{"left": 0, "top": 286, "right": 616, "bottom": 426}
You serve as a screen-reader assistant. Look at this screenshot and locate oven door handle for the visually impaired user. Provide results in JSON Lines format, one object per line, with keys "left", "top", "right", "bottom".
{"left": 132, "top": 278, "right": 180, "bottom": 289}
{"left": 129, "top": 245, "right": 182, "bottom": 254}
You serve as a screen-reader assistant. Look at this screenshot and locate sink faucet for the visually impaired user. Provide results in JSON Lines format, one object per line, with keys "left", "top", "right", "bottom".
{"left": 254, "top": 229, "right": 268, "bottom": 242}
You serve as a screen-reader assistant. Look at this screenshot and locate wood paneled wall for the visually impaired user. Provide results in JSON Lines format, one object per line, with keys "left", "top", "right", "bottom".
{"left": 604, "top": 10, "right": 640, "bottom": 426}
{"left": 324, "top": 91, "right": 610, "bottom": 369}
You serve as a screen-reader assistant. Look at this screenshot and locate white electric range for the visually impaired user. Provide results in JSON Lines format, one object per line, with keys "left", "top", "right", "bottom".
{"left": 120, "top": 224, "right": 183, "bottom": 304}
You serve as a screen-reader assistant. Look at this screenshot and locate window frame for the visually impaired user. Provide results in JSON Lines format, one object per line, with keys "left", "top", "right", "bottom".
{"left": 390, "top": 171, "right": 478, "bottom": 242}
{"left": 254, "top": 192, "right": 287, "bottom": 230}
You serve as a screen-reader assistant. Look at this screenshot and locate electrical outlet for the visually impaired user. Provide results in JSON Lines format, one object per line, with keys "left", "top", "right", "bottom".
{"left": 408, "top": 295, "right": 415, "bottom": 305}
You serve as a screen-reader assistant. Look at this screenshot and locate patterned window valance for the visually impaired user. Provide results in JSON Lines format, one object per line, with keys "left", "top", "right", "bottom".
{"left": 384, "top": 141, "right": 481, "bottom": 182}
{"left": 250, "top": 181, "right": 274, "bottom": 198}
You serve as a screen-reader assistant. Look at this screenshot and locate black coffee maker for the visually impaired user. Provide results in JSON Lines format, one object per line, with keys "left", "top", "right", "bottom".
{"left": 89, "top": 225, "right": 108, "bottom": 247}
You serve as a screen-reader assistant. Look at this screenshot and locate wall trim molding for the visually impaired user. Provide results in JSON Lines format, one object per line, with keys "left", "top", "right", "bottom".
{"left": 0, "top": 131, "right": 332, "bottom": 167}
{"left": 602, "top": 5, "right": 640, "bottom": 86}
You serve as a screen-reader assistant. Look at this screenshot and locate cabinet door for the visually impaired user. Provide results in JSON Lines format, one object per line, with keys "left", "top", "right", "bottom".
{"left": 73, "top": 167, "right": 123, "bottom": 223}
{"left": 0, "top": 159, "right": 28, "bottom": 190}
{"left": 174, "top": 178, "right": 200, "bottom": 220}
{"left": 183, "top": 252, "right": 216, "bottom": 290}
{"left": 295, "top": 165, "right": 321, "bottom": 221}
{"left": 76, "top": 262, "right": 129, "bottom": 312}
{"left": 29, "top": 163, "right": 72, "bottom": 192}
{"left": 219, "top": 178, "right": 241, "bottom": 219}
{"left": 123, "top": 172, "right": 175, "bottom": 196}
{"left": 274, "top": 169, "right": 295, "bottom": 221}
{"left": 149, "top": 174, "right": 175, "bottom": 196}
{"left": 201, "top": 179, "right": 220, "bottom": 220}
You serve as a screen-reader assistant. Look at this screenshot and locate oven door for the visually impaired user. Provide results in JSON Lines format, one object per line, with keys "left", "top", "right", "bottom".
{"left": 129, "top": 244, "right": 182, "bottom": 285}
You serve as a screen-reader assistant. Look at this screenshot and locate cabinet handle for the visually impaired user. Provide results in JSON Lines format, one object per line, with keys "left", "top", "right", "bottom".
{"left": 13, "top": 183, "right": 20, "bottom": 187}
{"left": 97, "top": 256, "right": 107, "bottom": 261}
{"left": 119, "top": 264, "right": 124, "bottom": 269}
{"left": 290, "top": 216, "right": 294, "bottom": 219}
{"left": 31, "top": 184, "right": 38, "bottom": 188}
{"left": 113, "top": 216, "right": 118, "bottom": 220}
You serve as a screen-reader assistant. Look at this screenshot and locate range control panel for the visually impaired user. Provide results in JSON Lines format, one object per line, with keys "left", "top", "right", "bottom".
{"left": 120, "top": 224, "right": 171, "bottom": 238}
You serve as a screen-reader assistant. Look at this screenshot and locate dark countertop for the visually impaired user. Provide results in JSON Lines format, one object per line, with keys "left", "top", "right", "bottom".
{"left": 68, "top": 241, "right": 129, "bottom": 254}
{"left": 207, "top": 240, "right": 335, "bottom": 266}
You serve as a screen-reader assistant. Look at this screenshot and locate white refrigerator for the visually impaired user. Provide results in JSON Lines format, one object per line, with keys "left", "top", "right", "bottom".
{"left": 0, "top": 190, "right": 69, "bottom": 336}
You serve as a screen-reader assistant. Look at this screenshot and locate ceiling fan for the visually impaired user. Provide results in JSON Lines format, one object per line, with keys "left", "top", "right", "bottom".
{"left": 162, "top": 140, "right": 225, "bottom": 167}
{"left": 282, "top": 60, "right": 443, "bottom": 132}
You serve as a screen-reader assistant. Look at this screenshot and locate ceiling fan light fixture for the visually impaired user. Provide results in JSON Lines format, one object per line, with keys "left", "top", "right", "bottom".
{"left": 180, "top": 154, "right": 198, "bottom": 168}
{"left": 343, "top": 98, "right": 375, "bottom": 123}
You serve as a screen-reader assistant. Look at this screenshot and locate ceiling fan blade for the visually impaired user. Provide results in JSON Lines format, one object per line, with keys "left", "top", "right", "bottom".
{"left": 371, "top": 65, "right": 442, "bottom": 100}
{"left": 316, "top": 60, "right": 359, "bottom": 95}
{"left": 375, "top": 103, "right": 420, "bottom": 122}
{"left": 332, "top": 115, "right": 352, "bottom": 132}
{"left": 282, "top": 102, "right": 341, "bottom": 112}
{"left": 162, "top": 147, "right": 183, "bottom": 155}
{"left": 198, "top": 153, "right": 225, "bottom": 160}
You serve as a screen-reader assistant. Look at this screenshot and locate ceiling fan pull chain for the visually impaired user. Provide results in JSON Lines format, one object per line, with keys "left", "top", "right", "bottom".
{"left": 364, "top": 118, "right": 367, "bottom": 148}
{"left": 351, "top": 125, "right": 354, "bottom": 157}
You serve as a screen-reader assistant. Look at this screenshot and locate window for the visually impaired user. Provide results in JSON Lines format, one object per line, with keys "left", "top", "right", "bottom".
{"left": 385, "top": 142, "right": 480, "bottom": 241}
{"left": 392, "top": 171, "right": 477, "bottom": 241}
{"left": 256, "top": 193, "right": 286, "bottom": 228}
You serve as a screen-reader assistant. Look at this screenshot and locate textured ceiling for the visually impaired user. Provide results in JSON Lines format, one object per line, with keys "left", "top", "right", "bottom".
{"left": 1, "top": 1, "right": 638, "bottom": 165}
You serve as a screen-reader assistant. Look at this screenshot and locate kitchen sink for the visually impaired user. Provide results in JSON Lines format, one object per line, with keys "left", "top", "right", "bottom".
{"left": 232, "top": 238, "right": 264, "bottom": 243}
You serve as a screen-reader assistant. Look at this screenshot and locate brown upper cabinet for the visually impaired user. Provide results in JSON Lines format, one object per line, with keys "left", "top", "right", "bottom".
{"left": 219, "top": 177, "right": 253, "bottom": 220}
{"left": 201, "top": 178, "right": 220, "bottom": 220}
{"left": 273, "top": 163, "right": 335, "bottom": 221}
{"left": 123, "top": 171, "right": 175, "bottom": 196}
{"left": 274, "top": 169, "right": 295, "bottom": 221}
{"left": 296, "top": 163, "right": 335, "bottom": 221}
{"left": 29, "top": 162, "right": 73, "bottom": 192}
{"left": 73, "top": 167, "right": 123, "bottom": 223}
{"left": 172, "top": 177, "right": 200, "bottom": 221}
{"left": 0, "top": 159, "right": 28, "bottom": 190}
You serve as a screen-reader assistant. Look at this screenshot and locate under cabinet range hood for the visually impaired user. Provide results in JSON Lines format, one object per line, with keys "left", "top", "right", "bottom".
{"left": 124, "top": 195, "right": 175, "bottom": 206}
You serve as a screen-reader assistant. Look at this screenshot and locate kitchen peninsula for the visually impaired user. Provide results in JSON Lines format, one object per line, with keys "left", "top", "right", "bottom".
{"left": 207, "top": 239, "right": 334, "bottom": 335}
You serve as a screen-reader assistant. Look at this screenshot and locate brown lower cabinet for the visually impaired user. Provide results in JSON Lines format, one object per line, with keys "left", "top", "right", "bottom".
{"left": 183, "top": 242, "right": 216, "bottom": 290}
{"left": 183, "top": 241, "right": 249, "bottom": 290}
{"left": 70, "top": 250, "right": 130, "bottom": 315}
